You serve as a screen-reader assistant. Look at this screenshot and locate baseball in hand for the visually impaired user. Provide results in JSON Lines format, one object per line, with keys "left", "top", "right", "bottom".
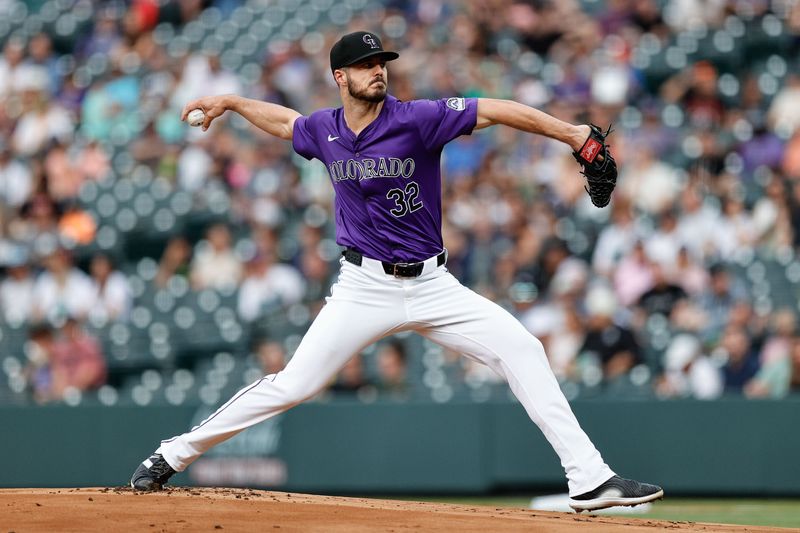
{"left": 187, "top": 108, "right": 205, "bottom": 127}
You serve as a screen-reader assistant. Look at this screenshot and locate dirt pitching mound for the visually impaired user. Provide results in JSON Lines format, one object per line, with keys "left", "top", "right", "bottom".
{"left": 0, "top": 488, "right": 788, "bottom": 532}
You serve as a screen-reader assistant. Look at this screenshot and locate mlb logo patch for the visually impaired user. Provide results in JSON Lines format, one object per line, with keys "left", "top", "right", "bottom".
{"left": 446, "top": 97, "right": 466, "bottom": 111}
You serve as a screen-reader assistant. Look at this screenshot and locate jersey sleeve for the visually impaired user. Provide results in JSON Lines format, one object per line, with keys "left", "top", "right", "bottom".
{"left": 412, "top": 97, "right": 478, "bottom": 152}
{"left": 291, "top": 115, "right": 320, "bottom": 161}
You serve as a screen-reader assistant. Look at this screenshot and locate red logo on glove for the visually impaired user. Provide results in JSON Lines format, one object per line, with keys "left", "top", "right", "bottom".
{"left": 580, "top": 139, "right": 601, "bottom": 163}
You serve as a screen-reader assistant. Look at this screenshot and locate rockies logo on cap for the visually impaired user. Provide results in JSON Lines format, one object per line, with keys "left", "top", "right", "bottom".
{"left": 330, "top": 31, "right": 399, "bottom": 72}
{"left": 363, "top": 34, "right": 379, "bottom": 49}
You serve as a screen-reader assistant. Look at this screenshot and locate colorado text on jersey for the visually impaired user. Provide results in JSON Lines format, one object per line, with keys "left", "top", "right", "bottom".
{"left": 328, "top": 157, "right": 416, "bottom": 182}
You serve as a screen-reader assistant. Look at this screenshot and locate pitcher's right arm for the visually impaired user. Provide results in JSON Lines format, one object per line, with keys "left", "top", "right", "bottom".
{"left": 181, "top": 94, "right": 301, "bottom": 140}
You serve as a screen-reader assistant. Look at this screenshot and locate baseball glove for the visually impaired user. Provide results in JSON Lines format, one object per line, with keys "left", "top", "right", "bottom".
{"left": 572, "top": 124, "right": 617, "bottom": 208}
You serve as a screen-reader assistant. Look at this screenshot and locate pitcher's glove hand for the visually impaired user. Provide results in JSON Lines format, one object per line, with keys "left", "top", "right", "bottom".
{"left": 573, "top": 124, "right": 617, "bottom": 208}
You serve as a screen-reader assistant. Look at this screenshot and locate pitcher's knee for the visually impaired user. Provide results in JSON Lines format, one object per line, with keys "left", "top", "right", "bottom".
{"left": 278, "top": 376, "right": 324, "bottom": 405}
{"left": 500, "top": 332, "right": 548, "bottom": 363}
{"left": 529, "top": 335, "right": 546, "bottom": 355}
{"left": 501, "top": 325, "right": 544, "bottom": 351}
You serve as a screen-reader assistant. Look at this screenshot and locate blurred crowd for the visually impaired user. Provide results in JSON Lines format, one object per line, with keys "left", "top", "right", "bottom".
{"left": 2, "top": 0, "right": 800, "bottom": 404}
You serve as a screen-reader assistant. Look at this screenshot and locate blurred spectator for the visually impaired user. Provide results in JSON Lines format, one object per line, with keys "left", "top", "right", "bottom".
{"left": 696, "top": 264, "right": 748, "bottom": 342}
{"left": 728, "top": 301, "right": 767, "bottom": 353}
{"left": 783, "top": 130, "right": 800, "bottom": 180}
{"left": 26, "top": 33, "right": 60, "bottom": 96}
{"left": 591, "top": 200, "right": 636, "bottom": 279}
{"left": 132, "top": 122, "right": 171, "bottom": 168}
{"left": 31, "top": 249, "right": 95, "bottom": 323}
{"left": 675, "top": 185, "right": 718, "bottom": 261}
{"left": 376, "top": 340, "right": 409, "bottom": 398}
{"left": 298, "top": 247, "right": 332, "bottom": 307}
{"left": 76, "top": 140, "right": 111, "bottom": 182}
{"left": 719, "top": 327, "right": 761, "bottom": 394}
{"left": 80, "top": 66, "right": 140, "bottom": 142}
{"left": 9, "top": 191, "right": 60, "bottom": 245}
{"left": 24, "top": 324, "right": 57, "bottom": 403}
{"left": 670, "top": 298, "right": 709, "bottom": 334}
{"left": 0, "top": 140, "right": 33, "bottom": 208}
{"left": 579, "top": 286, "right": 641, "bottom": 382}
{"left": 672, "top": 247, "right": 709, "bottom": 296}
{"left": 514, "top": 279, "right": 581, "bottom": 378}
{"left": 237, "top": 249, "right": 305, "bottom": 322}
{"left": 535, "top": 238, "right": 587, "bottom": 297}
{"left": 172, "top": 52, "right": 242, "bottom": 110}
{"left": 662, "top": 61, "right": 724, "bottom": 128}
{"left": 190, "top": 223, "right": 243, "bottom": 290}
{"left": 515, "top": 282, "right": 552, "bottom": 336}
{"left": 76, "top": 9, "right": 123, "bottom": 59}
{"left": 52, "top": 317, "right": 107, "bottom": 387}
{"left": 0, "top": 37, "right": 26, "bottom": 98}
{"left": 618, "top": 148, "right": 682, "bottom": 215}
{"left": 293, "top": 223, "right": 334, "bottom": 307}
{"left": 12, "top": 79, "right": 74, "bottom": 156}
{"left": 256, "top": 340, "right": 287, "bottom": 376}
{"left": 768, "top": 75, "right": 800, "bottom": 136}
{"left": 122, "top": 0, "right": 160, "bottom": 42}
{"left": 139, "top": 48, "right": 178, "bottom": 109}
{"left": 89, "top": 254, "right": 132, "bottom": 322}
{"left": 790, "top": 338, "right": 800, "bottom": 394}
{"left": 744, "top": 309, "right": 795, "bottom": 399}
{"left": 330, "top": 354, "right": 373, "bottom": 396}
{"left": 644, "top": 211, "right": 682, "bottom": 268}
{"left": 751, "top": 176, "right": 793, "bottom": 250}
{"left": 25, "top": 320, "right": 106, "bottom": 403}
{"left": 614, "top": 241, "right": 653, "bottom": 307}
{"left": 177, "top": 138, "right": 215, "bottom": 192}
{"left": 636, "top": 263, "right": 687, "bottom": 318}
{"left": 715, "top": 195, "right": 756, "bottom": 258}
{"left": 464, "top": 213, "right": 507, "bottom": 292}
{"left": 655, "top": 334, "right": 723, "bottom": 400}
{"left": 738, "top": 124, "right": 785, "bottom": 176}
{"left": 55, "top": 72, "right": 88, "bottom": 118}
{"left": 549, "top": 253, "right": 589, "bottom": 302}
{"left": 0, "top": 256, "right": 35, "bottom": 323}
{"left": 154, "top": 236, "right": 192, "bottom": 288}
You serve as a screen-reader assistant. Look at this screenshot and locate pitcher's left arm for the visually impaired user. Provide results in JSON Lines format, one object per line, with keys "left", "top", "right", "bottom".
{"left": 475, "top": 98, "right": 618, "bottom": 208}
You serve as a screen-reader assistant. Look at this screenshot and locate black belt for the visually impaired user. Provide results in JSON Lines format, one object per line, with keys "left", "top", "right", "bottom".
{"left": 342, "top": 248, "right": 447, "bottom": 278}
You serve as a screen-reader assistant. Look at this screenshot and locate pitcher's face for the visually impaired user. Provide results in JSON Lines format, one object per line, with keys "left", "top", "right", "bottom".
{"left": 341, "top": 57, "right": 388, "bottom": 103}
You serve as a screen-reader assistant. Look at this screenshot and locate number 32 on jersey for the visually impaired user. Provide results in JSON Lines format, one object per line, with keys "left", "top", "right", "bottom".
{"left": 386, "top": 181, "right": 423, "bottom": 217}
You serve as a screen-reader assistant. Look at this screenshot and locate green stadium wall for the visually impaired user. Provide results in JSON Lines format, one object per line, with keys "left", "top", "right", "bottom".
{"left": 3, "top": 398, "right": 799, "bottom": 495}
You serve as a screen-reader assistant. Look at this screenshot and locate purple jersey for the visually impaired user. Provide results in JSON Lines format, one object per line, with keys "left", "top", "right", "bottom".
{"left": 292, "top": 95, "right": 477, "bottom": 263}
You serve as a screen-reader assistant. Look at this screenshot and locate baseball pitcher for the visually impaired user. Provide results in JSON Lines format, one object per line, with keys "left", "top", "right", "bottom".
{"left": 131, "top": 31, "right": 661, "bottom": 512}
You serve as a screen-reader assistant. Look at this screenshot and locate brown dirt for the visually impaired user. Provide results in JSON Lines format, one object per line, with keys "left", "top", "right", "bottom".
{"left": 0, "top": 488, "right": 789, "bottom": 533}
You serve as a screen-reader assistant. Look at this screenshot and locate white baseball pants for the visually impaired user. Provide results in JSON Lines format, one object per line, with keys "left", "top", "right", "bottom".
{"left": 157, "top": 255, "right": 614, "bottom": 496}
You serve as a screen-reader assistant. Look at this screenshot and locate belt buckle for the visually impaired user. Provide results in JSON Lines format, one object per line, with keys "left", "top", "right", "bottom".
{"left": 392, "top": 262, "right": 419, "bottom": 279}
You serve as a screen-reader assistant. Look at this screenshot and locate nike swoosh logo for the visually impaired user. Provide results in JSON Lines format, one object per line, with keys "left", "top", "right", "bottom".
{"left": 327, "top": 135, "right": 339, "bottom": 142}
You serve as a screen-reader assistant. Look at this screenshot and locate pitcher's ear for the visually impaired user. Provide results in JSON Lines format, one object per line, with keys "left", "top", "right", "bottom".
{"left": 333, "top": 68, "right": 346, "bottom": 87}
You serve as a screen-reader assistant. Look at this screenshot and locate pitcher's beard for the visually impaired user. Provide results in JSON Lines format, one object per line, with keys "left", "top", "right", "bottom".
{"left": 348, "top": 80, "right": 387, "bottom": 103}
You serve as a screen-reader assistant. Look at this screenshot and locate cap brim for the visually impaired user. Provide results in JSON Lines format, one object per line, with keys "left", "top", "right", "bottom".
{"left": 338, "top": 50, "right": 399, "bottom": 69}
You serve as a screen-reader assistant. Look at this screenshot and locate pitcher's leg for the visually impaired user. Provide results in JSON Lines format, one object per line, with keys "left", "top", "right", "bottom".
{"left": 158, "top": 265, "right": 405, "bottom": 471}
{"left": 412, "top": 274, "right": 614, "bottom": 495}
{"left": 157, "top": 369, "right": 321, "bottom": 472}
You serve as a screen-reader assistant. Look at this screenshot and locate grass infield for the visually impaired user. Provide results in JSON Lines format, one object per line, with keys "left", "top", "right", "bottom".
{"left": 389, "top": 496, "right": 800, "bottom": 529}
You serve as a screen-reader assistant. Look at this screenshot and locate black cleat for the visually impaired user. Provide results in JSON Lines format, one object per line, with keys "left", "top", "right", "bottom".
{"left": 130, "top": 453, "right": 176, "bottom": 491}
{"left": 569, "top": 475, "right": 663, "bottom": 512}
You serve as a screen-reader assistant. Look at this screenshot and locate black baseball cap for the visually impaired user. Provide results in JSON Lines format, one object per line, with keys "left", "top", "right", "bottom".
{"left": 330, "top": 31, "right": 399, "bottom": 72}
